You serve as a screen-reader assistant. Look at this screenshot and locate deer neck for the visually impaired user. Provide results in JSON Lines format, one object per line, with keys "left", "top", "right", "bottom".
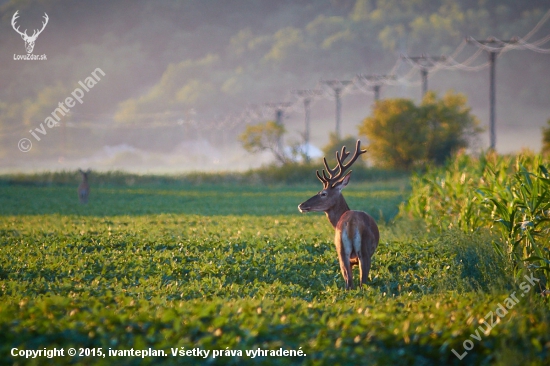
{"left": 325, "top": 195, "right": 350, "bottom": 228}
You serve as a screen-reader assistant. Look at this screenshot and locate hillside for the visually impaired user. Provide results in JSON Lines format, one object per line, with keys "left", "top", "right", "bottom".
{"left": 1, "top": 0, "right": 549, "bottom": 171}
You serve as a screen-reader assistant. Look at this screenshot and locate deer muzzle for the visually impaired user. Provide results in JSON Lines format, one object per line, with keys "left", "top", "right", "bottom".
{"left": 298, "top": 203, "right": 311, "bottom": 213}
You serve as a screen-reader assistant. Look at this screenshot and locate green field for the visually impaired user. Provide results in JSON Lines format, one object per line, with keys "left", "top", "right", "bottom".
{"left": 1, "top": 176, "right": 549, "bottom": 365}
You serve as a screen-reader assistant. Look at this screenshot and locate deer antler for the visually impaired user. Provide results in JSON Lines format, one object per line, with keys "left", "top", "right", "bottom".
{"left": 11, "top": 11, "right": 48, "bottom": 40}
{"left": 30, "top": 13, "right": 48, "bottom": 39}
{"left": 316, "top": 140, "right": 366, "bottom": 188}
{"left": 11, "top": 11, "right": 27, "bottom": 37}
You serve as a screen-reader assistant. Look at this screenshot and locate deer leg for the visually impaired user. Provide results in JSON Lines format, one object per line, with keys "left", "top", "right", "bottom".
{"left": 338, "top": 256, "right": 354, "bottom": 290}
{"left": 358, "top": 254, "right": 371, "bottom": 288}
{"left": 358, "top": 229, "right": 375, "bottom": 288}
{"left": 336, "top": 231, "right": 354, "bottom": 290}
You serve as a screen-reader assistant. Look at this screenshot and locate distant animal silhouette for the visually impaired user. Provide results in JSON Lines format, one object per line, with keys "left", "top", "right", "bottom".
{"left": 78, "top": 169, "right": 91, "bottom": 204}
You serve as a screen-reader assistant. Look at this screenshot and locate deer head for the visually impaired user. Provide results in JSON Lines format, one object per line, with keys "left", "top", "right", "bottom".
{"left": 79, "top": 169, "right": 91, "bottom": 179}
{"left": 298, "top": 140, "right": 366, "bottom": 214}
{"left": 12, "top": 11, "right": 49, "bottom": 54}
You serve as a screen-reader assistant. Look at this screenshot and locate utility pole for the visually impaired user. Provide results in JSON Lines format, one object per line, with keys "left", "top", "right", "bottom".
{"left": 265, "top": 102, "right": 293, "bottom": 155}
{"left": 466, "top": 37, "right": 518, "bottom": 150}
{"left": 292, "top": 90, "right": 323, "bottom": 161}
{"left": 321, "top": 80, "right": 353, "bottom": 139}
{"left": 402, "top": 55, "right": 447, "bottom": 97}
{"left": 356, "top": 74, "right": 396, "bottom": 101}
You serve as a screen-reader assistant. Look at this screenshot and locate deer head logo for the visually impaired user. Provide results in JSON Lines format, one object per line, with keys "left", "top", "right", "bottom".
{"left": 11, "top": 11, "right": 49, "bottom": 54}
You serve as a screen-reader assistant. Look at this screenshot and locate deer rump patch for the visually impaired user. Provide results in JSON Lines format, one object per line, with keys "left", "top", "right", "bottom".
{"left": 341, "top": 225, "right": 361, "bottom": 260}
{"left": 336, "top": 211, "right": 365, "bottom": 261}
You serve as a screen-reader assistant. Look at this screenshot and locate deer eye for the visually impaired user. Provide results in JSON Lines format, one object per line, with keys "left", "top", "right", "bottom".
{"left": 320, "top": 192, "right": 327, "bottom": 197}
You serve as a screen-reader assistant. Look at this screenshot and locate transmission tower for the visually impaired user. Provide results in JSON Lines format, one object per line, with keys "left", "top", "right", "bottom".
{"left": 321, "top": 80, "right": 353, "bottom": 138}
{"left": 292, "top": 90, "right": 323, "bottom": 161}
{"left": 402, "top": 55, "right": 447, "bottom": 97}
{"left": 264, "top": 102, "right": 293, "bottom": 154}
{"left": 356, "top": 74, "right": 396, "bottom": 101}
{"left": 466, "top": 37, "right": 518, "bottom": 150}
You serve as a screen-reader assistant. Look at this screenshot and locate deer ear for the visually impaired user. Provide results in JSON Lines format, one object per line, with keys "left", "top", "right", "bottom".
{"left": 334, "top": 171, "right": 352, "bottom": 191}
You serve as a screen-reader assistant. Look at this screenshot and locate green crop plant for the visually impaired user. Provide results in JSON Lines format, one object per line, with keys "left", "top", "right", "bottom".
{"left": 403, "top": 151, "right": 550, "bottom": 286}
{"left": 1, "top": 173, "right": 549, "bottom": 364}
{"left": 481, "top": 157, "right": 550, "bottom": 283}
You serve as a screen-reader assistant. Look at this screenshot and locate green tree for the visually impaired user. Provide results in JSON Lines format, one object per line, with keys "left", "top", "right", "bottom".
{"left": 543, "top": 119, "right": 550, "bottom": 156}
{"left": 239, "top": 120, "right": 288, "bottom": 164}
{"left": 321, "top": 133, "right": 363, "bottom": 168}
{"left": 421, "top": 91, "right": 482, "bottom": 165}
{"left": 358, "top": 98, "right": 426, "bottom": 170}
{"left": 358, "top": 91, "right": 481, "bottom": 170}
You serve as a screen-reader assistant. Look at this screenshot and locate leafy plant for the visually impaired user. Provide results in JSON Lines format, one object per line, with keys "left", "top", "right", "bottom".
{"left": 1, "top": 173, "right": 549, "bottom": 365}
{"left": 483, "top": 160, "right": 550, "bottom": 282}
{"left": 239, "top": 120, "right": 289, "bottom": 164}
{"left": 358, "top": 91, "right": 481, "bottom": 170}
{"left": 542, "top": 118, "right": 550, "bottom": 157}
{"left": 402, "top": 151, "right": 550, "bottom": 286}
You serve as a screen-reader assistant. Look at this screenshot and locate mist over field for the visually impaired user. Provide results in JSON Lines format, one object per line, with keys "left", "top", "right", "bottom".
{"left": 1, "top": 0, "right": 549, "bottom": 173}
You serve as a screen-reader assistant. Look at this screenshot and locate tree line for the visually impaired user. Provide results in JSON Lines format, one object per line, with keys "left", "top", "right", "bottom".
{"left": 241, "top": 91, "right": 549, "bottom": 170}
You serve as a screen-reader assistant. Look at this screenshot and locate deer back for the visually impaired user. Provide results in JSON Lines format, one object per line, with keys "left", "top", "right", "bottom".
{"left": 335, "top": 210, "right": 379, "bottom": 258}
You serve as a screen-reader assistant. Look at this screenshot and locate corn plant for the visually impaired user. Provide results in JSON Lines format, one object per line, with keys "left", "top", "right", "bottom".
{"left": 403, "top": 151, "right": 550, "bottom": 286}
{"left": 403, "top": 152, "right": 494, "bottom": 231}
{"left": 481, "top": 158, "right": 550, "bottom": 282}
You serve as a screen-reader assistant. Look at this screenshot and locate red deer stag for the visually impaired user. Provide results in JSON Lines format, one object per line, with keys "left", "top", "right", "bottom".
{"left": 298, "top": 140, "right": 379, "bottom": 290}
{"left": 78, "top": 169, "right": 90, "bottom": 204}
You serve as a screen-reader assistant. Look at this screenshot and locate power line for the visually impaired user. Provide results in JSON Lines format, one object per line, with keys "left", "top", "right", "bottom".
{"left": 521, "top": 9, "right": 550, "bottom": 41}
{"left": 355, "top": 74, "right": 396, "bottom": 101}
{"left": 5, "top": 11, "right": 550, "bottom": 156}
{"left": 401, "top": 55, "right": 447, "bottom": 97}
